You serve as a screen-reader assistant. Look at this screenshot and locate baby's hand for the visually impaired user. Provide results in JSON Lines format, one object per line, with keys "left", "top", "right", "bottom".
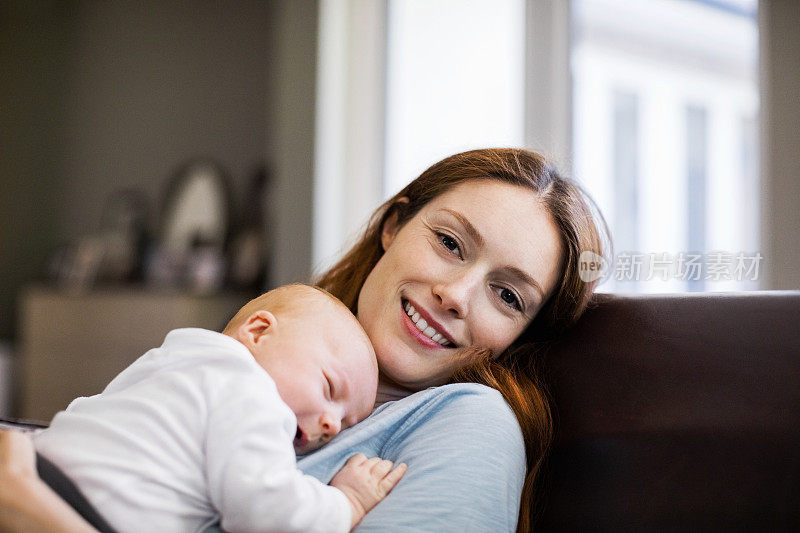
{"left": 329, "top": 453, "right": 407, "bottom": 530}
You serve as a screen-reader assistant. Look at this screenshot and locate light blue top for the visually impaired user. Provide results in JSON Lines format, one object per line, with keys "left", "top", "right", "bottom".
{"left": 208, "top": 383, "right": 526, "bottom": 532}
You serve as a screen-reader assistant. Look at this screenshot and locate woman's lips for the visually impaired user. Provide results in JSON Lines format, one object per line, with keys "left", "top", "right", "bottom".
{"left": 400, "top": 299, "right": 454, "bottom": 349}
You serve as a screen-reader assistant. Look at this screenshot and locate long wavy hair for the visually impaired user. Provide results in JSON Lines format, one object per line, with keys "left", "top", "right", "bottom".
{"left": 316, "top": 148, "right": 608, "bottom": 532}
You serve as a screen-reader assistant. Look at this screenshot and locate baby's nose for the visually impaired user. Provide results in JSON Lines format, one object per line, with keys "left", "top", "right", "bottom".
{"left": 321, "top": 413, "right": 342, "bottom": 437}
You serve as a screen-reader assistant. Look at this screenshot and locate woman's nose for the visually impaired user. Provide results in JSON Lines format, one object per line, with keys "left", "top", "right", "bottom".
{"left": 432, "top": 267, "right": 480, "bottom": 318}
{"left": 320, "top": 412, "right": 342, "bottom": 438}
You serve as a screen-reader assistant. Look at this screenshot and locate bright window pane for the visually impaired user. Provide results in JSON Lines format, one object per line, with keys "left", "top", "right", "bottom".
{"left": 384, "top": 0, "right": 525, "bottom": 197}
{"left": 572, "top": 0, "right": 760, "bottom": 292}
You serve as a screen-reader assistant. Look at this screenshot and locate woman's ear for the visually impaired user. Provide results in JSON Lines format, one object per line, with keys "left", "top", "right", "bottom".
{"left": 238, "top": 310, "right": 277, "bottom": 348}
{"left": 381, "top": 197, "right": 410, "bottom": 251}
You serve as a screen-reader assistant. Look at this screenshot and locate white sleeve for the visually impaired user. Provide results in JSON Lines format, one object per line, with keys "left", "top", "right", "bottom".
{"left": 204, "top": 374, "right": 351, "bottom": 533}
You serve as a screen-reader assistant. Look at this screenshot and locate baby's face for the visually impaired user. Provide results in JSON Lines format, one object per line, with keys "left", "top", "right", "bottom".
{"left": 252, "top": 304, "right": 378, "bottom": 455}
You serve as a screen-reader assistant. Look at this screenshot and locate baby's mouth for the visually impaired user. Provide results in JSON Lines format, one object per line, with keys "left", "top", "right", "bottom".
{"left": 293, "top": 426, "right": 306, "bottom": 448}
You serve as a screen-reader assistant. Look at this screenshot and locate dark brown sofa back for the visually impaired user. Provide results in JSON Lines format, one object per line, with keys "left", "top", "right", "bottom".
{"left": 540, "top": 291, "right": 800, "bottom": 531}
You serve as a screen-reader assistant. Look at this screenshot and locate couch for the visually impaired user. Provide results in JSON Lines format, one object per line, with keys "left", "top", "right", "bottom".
{"left": 539, "top": 291, "right": 800, "bottom": 531}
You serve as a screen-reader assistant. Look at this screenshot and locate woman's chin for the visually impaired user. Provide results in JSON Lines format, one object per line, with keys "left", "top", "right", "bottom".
{"left": 379, "top": 361, "right": 449, "bottom": 392}
{"left": 372, "top": 321, "right": 454, "bottom": 390}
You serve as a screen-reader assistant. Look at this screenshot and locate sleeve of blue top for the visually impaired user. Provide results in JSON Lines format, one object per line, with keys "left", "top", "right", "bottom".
{"left": 297, "top": 383, "right": 527, "bottom": 533}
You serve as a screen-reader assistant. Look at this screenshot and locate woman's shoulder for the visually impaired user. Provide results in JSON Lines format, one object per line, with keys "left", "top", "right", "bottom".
{"left": 389, "top": 382, "right": 516, "bottom": 419}
{"left": 378, "top": 382, "right": 524, "bottom": 452}
{"left": 352, "top": 383, "right": 526, "bottom": 532}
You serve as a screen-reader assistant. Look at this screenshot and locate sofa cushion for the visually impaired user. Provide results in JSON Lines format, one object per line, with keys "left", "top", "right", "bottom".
{"left": 540, "top": 291, "right": 800, "bottom": 531}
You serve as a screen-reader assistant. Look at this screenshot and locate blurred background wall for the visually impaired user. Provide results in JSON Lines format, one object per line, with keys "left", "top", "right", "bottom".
{"left": 761, "top": 0, "right": 800, "bottom": 290}
{"left": 0, "top": 0, "right": 319, "bottom": 342}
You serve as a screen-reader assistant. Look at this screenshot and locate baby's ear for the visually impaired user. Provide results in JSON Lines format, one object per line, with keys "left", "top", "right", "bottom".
{"left": 239, "top": 310, "right": 277, "bottom": 346}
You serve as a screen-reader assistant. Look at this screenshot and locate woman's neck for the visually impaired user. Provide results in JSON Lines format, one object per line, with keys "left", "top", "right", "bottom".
{"left": 374, "top": 375, "right": 416, "bottom": 408}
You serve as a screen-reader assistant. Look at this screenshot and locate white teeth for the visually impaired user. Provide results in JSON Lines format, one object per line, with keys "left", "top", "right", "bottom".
{"left": 404, "top": 300, "right": 453, "bottom": 346}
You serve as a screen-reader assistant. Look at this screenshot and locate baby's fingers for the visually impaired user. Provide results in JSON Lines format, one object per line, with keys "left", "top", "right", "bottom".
{"left": 379, "top": 462, "right": 407, "bottom": 493}
{"left": 370, "top": 459, "right": 394, "bottom": 478}
{"left": 345, "top": 453, "right": 368, "bottom": 467}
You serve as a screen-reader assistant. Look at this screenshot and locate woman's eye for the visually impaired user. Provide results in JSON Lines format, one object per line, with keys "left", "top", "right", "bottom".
{"left": 438, "top": 233, "right": 462, "bottom": 258}
{"left": 498, "top": 287, "right": 522, "bottom": 311}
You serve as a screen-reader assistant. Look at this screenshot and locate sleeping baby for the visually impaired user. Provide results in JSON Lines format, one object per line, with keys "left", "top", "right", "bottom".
{"left": 34, "top": 284, "right": 406, "bottom": 533}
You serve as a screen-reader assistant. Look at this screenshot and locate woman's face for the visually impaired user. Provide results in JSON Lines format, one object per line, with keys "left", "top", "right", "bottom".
{"left": 357, "top": 179, "right": 564, "bottom": 390}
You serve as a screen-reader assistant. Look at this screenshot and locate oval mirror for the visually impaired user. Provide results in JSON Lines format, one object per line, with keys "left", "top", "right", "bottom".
{"left": 160, "top": 160, "right": 230, "bottom": 255}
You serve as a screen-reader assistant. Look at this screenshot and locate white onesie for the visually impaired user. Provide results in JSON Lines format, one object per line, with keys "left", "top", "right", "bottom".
{"left": 34, "top": 328, "right": 350, "bottom": 533}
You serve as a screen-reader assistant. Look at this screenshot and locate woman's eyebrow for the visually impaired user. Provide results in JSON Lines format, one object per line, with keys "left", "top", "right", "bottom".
{"left": 441, "top": 209, "right": 484, "bottom": 247}
{"left": 505, "top": 266, "right": 545, "bottom": 300}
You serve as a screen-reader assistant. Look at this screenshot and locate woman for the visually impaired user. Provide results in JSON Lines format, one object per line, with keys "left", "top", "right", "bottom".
{"left": 0, "top": 148, "right": 606, "bottom": 532}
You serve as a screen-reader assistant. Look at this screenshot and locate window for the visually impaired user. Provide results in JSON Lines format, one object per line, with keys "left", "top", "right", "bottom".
{"left": 383, "top": 0, "right": 526, "bottom": 197}
{"left": 572, "top": 0, "right": 760, "bottom": 292}
{"left": 315, "top": 0, "right": 761, "bottom": 292}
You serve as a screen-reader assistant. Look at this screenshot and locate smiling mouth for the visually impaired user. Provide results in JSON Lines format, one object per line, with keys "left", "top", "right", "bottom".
{"left": 402, "top": 299, "right": 456, "bottom": 347}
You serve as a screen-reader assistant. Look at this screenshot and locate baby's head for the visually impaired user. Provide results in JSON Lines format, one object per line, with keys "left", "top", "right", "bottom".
{"left": 223, "top": 284, "right": 377, "bottom": 455}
